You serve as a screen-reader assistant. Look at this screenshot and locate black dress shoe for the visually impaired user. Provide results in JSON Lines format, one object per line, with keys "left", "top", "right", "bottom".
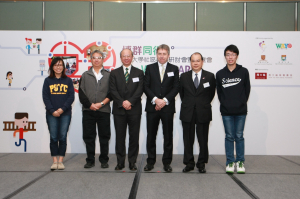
{"left": 144, "top": 164, "right": 154, "bottom": 171}
{"left": 115, "top": 164, "right": 124, "bottom": 170}
{"left": 84, "top": 162, "right": 95, "bottom": 168}
{"left": 182, "top": 166, "right": 194, "bottom": 173}
{"left": 163, "top": 164, "right": 172, "bottom": 172}
{"left": 129, "top": 163, "right": 137, "bottom": 171}
{"left": 101, "top": 163, "right": 109, "bottom": 168}
{"left": 198, "top": 163, "right": 206, "bottom": 173}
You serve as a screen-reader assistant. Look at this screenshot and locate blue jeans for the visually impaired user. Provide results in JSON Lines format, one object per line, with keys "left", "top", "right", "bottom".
{"left": 46, "top": 114, "right": 71, "bottom": 157}
{"left": 222, "top": 115, "right": 246, "bottom": 165}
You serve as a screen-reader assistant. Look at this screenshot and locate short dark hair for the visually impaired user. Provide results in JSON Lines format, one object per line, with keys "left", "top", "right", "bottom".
{"left": 36, "top": 38, "right": 42, "bottom": 41}
{"left": 190, "top": 52, "right": 203, "bottom": 61}
{"left": 6, "top": 71, "right": 12, "bottom": 79}
{"left": 48, "top": 57, "right": 67, "bottom": 78}
{"left": 156, "top": 44, "right": 170, "bottom": 55}
{"left": 224, "top": 44, "right": 239, "bottom": 56}
{"left": 15, "top": 112, "right": 28, "bottom": 119}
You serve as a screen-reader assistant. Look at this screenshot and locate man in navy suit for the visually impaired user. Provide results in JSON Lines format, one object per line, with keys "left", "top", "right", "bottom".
{"left": 110, "top": 49, "right": 144, "bottom": 171}
{"left": 179, "top": 52, "right": 216, "bottom": 173}
{"left": 144, "top": 44, "right": 179, "bottom": 172}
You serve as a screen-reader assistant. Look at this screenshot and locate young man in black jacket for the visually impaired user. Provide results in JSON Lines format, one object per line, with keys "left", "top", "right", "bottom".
{"left": 216, "top": 45, "right": 251, "bottom": 174}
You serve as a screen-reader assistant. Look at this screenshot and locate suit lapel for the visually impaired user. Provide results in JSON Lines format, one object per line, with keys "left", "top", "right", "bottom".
{"left": 127, "top": 66, "right": 136, "bottom": 87}
{"left": 196, "top": 70, "right": 206, "bottom": 94}
{"left": 118, "top": 67, "right": 126, "bottom": 84}
{"left": 187, "top": 70, "right": 196, "bottom": 94}
{"left": 154, "top": 62, "right": 161, "bottom": 83}
{"left": 162, "top": 62, "right": 171, "bottom": 84}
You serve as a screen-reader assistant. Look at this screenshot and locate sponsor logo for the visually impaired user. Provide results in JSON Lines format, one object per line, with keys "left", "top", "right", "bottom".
{"left": 259, "top": 41, "right": 266, "bottom": 52}
{"left": 268, "top": 73, "right": 293, "bottom": 79}
{"left": 255, "top": 55, "right": 271, "bottom": 65}
{"left": 275, "top": 55, "right": 292, "bottom": 65}
{"left": 221, "top": 78, "right": 241, "bottom": 88}
{"left": 275, "top": 43, "right": 292, "bottom": 49}
{"left": 255, "top": 73, "right": 267, "bottom": 79}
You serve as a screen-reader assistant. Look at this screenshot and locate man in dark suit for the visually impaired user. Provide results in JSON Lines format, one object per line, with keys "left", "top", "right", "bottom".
{"left": 110, "top": 49, "right": 144, "bottom": 171}
{"left": 144, "top": 44, "right": 179, "bottom": 172}
{"left": 179, "top": 52, "right": 216, "bottom": 173}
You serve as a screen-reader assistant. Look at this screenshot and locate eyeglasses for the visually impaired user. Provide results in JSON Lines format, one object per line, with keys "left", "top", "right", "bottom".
{"left": 225, "top": 54, "right": 237, "bottom": 57}
{"left": 122, "top": 55, "right": 132, "bottom": 58}
{"left": 92, "top": 56, "right": 103, "bottom": 60}
{"left": 54, "top": 64, "right": 63, "bottom": 67}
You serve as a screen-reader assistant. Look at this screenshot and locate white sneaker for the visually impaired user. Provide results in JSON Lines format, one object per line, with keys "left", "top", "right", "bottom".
{"left": 57, "top": 162, "right": 65, "bottom": 170}
{"left": 51, "top": 162, "right": 58, "bottom": 170}
{"left": 226, "top": 162, "right": 235, "bottom": 173}
{"left": 237, "top": 161, "right": 245, "bottom": 174}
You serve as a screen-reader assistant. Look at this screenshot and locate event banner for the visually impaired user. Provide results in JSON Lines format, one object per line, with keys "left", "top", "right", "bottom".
{"left": 0, "top": 31, "right": 299, "bottom": 154}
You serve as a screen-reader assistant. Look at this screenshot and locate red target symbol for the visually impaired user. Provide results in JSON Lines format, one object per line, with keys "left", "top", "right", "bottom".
{"left": 48, "top": 41, "right": 116, "bottom": 93}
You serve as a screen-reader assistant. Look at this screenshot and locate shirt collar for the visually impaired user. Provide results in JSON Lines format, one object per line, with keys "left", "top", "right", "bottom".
{"left": 122, "top": 65, "right": 132, "bottom": 74}
{"left": 158, "top": 62, "right": 168, "bottom": 68}
{"left": 192, "top": 69, "right": 202, "bottom": 76}
{"left": 92, "top": 67, "right": 103, "bottom": 74}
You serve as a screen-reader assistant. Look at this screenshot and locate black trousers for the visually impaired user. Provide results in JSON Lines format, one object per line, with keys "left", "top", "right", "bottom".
{"left": 182, "top": 110, "right": 210, "bottom": 168}
{"left": 146, "top": 111, "right": 174, "bottom": 165}
{"left": 82, "top": 111, "right": 110, "bottom": 164}
{"left": 114, "top": 113, "right": 141, "bottom": 165}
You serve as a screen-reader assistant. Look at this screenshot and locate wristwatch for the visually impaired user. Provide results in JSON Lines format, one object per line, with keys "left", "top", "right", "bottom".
{"left": 100, "top": 102, "right": 104, "bottom": 106}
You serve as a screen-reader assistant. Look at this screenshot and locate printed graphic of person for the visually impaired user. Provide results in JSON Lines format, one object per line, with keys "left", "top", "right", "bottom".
{"left": 39, "top": 60, "right": 45, "bottom": 76}
{"left": 36, "top": 38, "right": 42, "bottom": 54}
{"left": 25, "top": 38, "right": 32, "bottom": 54}
{"left": 6, "top": 71, "right": 13, "bottom": 87}
{"left": 13, "top": 112, "right": 29, "bottom": 152}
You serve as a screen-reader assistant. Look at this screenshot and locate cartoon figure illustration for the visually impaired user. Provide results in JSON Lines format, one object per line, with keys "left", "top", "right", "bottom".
{"left": 13, "top": 113, "right": 29, "bottom": 152}
{"left": 36, "top": 38, "right": 42, "bottom": 54}
{"left": 39, "top": 60, "right": 46, "bottom": 76}
{"left": 6, "top": 71, "right": 13, "bottom": 87}
{"left": 25, "top": 38, "right": 32, "bottom": 54}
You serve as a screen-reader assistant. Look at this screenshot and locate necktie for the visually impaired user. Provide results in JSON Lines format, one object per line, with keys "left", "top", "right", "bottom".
{"left": 161, "top": 64, "right": 165, "bottom": 82}
{"left": 125, "top": 68, "right": 129, "bottom": 83}
{"left": 194, "top": 73, "right": 199, "bottom": 89}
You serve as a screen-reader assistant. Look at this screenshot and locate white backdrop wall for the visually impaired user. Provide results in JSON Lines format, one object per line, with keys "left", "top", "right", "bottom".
{"left": 0, "top": 31, "right": 299, "bottom": 155}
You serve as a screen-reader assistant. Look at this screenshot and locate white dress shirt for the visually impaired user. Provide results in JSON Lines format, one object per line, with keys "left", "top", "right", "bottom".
{"left": 93, "top": 67, "right": 103, "bottom": 81}
{"left": 192, "top": 69, "right": 202, "bottom": 83}
{"left": 152, "top": 62, "right": 169, "bottom": 105}
{"left": 122, "top": 65, "right": 132, "bottom": 75}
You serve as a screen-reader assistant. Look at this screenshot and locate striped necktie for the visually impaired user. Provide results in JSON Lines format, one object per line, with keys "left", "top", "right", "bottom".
{"left": 125, "top": 68, "right": 129, "bottom": 83}
{"left": 161, "top": 64, "right": 165, "bottom": 82}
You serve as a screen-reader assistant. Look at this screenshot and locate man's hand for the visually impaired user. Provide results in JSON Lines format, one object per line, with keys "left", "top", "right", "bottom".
{"left": 90, "top": 103, "right": 99, "bottom": 111}
{"left": 155, "top": 98, "right": 166, "bottom": 109}
{"left": 122, "top": 100, "right": 132, "bottom": 110}
{"left": 155, "top": 105, "right": 161, "bottom": 111}
{"left": 94, "top": 103, "right": 103, "bottom": 110}
{"left": 57, "top": 108, "right": 64, "bottom": 115}
{"left": 52, "top": 111, "right": 60, "bottom": 117}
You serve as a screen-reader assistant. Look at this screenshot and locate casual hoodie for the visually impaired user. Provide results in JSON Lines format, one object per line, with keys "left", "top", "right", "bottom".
{"left": 216, "top": 64, "right": 251, "bottom": 116}
{"left": 42, "top": 76, "right": 74, "bottom": 115}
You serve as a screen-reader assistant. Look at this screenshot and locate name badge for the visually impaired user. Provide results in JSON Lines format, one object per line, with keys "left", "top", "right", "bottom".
{"left": 167, "top": 72, "right": 174, "bottom": 77}
{"left": 203, "top": 82, "right": 210, "bottom": 88}
{"left": 132, "top": 77, "right": 139, "bottom": 83}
